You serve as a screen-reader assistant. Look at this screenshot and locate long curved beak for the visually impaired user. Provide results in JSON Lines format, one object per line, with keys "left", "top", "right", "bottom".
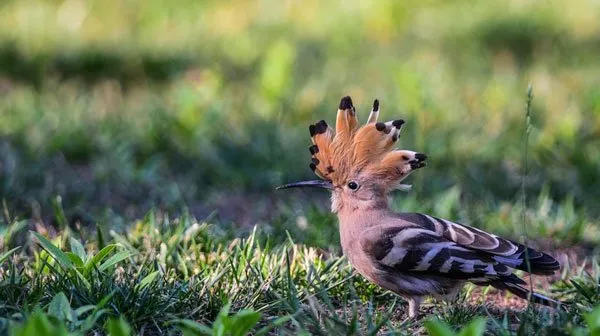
{"left": 275, "top": 180, "right": 333, "bottom": 190}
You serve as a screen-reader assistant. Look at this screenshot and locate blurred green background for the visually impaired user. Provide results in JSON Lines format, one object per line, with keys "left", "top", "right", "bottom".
{"left": 1, "top": 0, "right": 599, "bottom": 244}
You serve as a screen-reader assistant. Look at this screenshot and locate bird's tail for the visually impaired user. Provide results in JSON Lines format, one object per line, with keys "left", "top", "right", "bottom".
{"left": 512, "top": 245, "right": 561, "bottom": 275}
{"left": 491, "top": 281, "right": 562, "bottom": 308}
{"left": 492, "top": 245, "right": 560, "bottom": 275}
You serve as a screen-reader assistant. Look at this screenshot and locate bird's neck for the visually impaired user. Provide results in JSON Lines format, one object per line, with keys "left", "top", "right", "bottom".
{"left": 335, "top": 197, "right": 393, "bottom": 261}
{"left": 335, "top": 195, "right": 393, "bottom": 229}
{"left": 333, "top": 192, "right": 391, "bottom": 216}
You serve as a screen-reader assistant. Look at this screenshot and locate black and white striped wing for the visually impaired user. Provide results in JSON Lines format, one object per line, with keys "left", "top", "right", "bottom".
{"left": 360, "top": 213, "right": 559, "bottom": 281}
{"left": 360, "top": 224, "right": 516, "bottom": 282}
{"left": 403, "top": 213, "right": 559, "bottom": 274}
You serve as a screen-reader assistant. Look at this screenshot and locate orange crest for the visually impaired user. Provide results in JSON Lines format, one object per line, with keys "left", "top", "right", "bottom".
{"left": 308, "top": 96, "right": 425, "bottom": 189}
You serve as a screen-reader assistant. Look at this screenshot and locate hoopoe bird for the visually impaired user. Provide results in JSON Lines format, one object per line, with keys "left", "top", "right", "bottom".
{"left": 277, "top": 96, "right": 560, "bottom": 318}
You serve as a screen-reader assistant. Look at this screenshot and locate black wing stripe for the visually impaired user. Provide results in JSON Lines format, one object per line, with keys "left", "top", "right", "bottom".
{"left": 415, "top": 213, "right": 438, "bottom": 232}
{"left": 393, "top": 249, "right": 425, "bottom": 270}
{"left": 364, "top": 227, "right": 404, "bottom": 261}
{"left": 428, "top": 248, "right": 450, "bottom": 271}
{"left": 448, "top": 247, "right": 494, "bottom": 263}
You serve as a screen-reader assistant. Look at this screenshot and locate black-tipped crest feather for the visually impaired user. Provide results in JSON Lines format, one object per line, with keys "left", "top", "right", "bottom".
{"left": 392, "top": 119, "right": 405, "bottom": 128}
{"left": 314, "top": 120, "right": 328, "bottom": 134}
{"left": 339, "top": 96, "right": 353, "bottom": 110}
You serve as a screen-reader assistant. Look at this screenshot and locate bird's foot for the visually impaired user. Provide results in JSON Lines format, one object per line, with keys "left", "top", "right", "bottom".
{"left": 407, "top": 297, "right": 423, "bottom": 320}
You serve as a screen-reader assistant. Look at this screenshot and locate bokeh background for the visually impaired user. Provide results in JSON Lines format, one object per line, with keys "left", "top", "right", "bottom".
{"left": 1, "top": 0, "right": 600, "bottom": 247}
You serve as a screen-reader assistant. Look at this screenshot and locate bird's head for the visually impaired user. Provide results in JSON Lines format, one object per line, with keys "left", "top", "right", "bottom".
{"left": 277, "top": 96, "right": 428, "bottom": 213}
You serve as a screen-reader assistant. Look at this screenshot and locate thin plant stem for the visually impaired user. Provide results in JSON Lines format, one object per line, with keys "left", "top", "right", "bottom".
{"left": 521, "top": 84, "right": 535, "bottom": 302}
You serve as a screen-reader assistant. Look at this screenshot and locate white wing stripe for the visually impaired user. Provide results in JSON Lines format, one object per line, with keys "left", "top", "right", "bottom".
{"left": 440, "top": 218, "right": 459, "bottom": 241}
{"left": 493, "top": 256, "right": 522, "bottom": 267}
{"left": 414, "top": 246, "right": 442, "bottom": 271}
{"left": 393, "top": 228, "right": 433, "bottom": 243}
{"left": 439, "top": 259, "right": 452, "bottom": 273}
{"left": 380, "top": 247, "right": 408, "bottom": 266}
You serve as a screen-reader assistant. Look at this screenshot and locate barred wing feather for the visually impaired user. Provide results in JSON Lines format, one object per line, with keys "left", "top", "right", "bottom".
{"left": 360, "top": 213, "right": 560, "bottom": 282}
{"left": 361, "top": 225, "right": 517, "bottom": 283}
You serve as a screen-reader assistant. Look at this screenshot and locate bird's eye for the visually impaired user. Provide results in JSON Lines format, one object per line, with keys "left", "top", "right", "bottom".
{"left": 347, "top": 181, "right": 359, "bottom": 190}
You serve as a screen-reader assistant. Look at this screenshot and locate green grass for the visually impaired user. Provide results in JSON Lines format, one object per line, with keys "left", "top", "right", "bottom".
{"left": 0, "top": 212, "right": 598, "bottom": 335}
{"left": 1, "top": 0, "right": 600, "bottom": 334}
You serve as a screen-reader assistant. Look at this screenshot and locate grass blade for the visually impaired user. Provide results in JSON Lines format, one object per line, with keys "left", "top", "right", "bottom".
{"left": 98, "top": 250, "right": 134, "bottom": 271}
{"left": 70, "top": 237, "right": 87, "bottom": 262}
{"left": 0, "top": 246, "right": 21, "bottom": 264}
{"left": 31, "top": 231, "right": 74, "bottom": 269}
{"left": 87, "top": 244, "right": 117, "bottom": 270}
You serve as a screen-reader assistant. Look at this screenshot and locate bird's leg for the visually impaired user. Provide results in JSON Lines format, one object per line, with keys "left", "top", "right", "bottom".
{"left": 407, "top": 297, "right": 422, "bottom": 319}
